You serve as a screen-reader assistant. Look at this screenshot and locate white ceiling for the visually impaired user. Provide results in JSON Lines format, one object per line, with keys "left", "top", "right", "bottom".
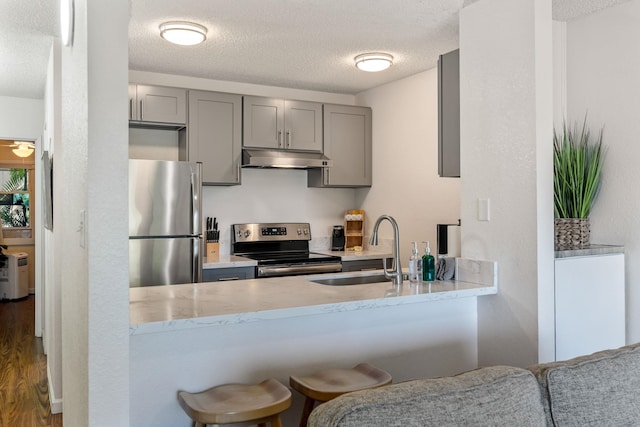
{"left": 0, "top": 0, "right": 633, "bottom": 99}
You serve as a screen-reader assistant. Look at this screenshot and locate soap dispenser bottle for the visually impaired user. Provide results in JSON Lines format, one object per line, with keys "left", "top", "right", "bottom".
{"left": 409, "top": 242, "right": 420, "bottom": 284}
{"left": 422, "top": 241, "right": 435, "bottom": 282}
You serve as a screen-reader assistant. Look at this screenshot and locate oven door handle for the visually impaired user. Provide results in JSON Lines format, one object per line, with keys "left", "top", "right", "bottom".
{"left": 258, "top": 262, "right": 342, "bottom": 277}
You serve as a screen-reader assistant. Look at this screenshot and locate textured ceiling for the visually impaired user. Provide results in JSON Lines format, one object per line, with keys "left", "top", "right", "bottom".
{"left": 0, "top": 0, "right": 634, "bottom": 99}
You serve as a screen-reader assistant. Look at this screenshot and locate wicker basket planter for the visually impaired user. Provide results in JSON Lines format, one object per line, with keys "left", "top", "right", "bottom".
{"left": 555, "top": 218, "right": 590, "bottom": 250}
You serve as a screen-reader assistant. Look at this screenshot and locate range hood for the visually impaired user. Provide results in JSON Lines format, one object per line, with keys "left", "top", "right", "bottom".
{"left": 242, "top": 149, "right": 332, "bottom": 169}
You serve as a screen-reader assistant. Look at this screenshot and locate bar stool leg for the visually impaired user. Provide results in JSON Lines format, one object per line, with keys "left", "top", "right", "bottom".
{"left": 257, "top": 414, "right": 282, "bottom": 427}
{"left": 299, "top": 397, "right": 317, "bottom": 427}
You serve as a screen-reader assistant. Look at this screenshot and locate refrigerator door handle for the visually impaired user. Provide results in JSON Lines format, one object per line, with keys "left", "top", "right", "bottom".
{"left": 191, "top": 162, "right": 203, "bottom": 235}
{"left": 193, "top": 237, "right": 202, "bottom": 283}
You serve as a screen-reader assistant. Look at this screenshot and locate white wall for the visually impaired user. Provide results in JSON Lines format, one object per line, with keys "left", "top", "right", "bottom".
{"left": 460, "top": 0, "right": 554, "bottom": 367}
{"left": 0, "top": 96, "right": 43, "bottom": 140}
{"left": 60, "top": 0, "right": 130, "bottom": 425}
{"left": 355, "top": 69, "right": 461, "bottom": 264}
{"left": 565, "top": 0, "right": 640, "bottom": 344}
{"left": 203, "top": 169, "right": 355, "bottom": 253}
{"left": 42, "top": 40, "right": 63, "bottom": 413}
{"left": 129, "top": 70, "right": 355, "bottom": 106}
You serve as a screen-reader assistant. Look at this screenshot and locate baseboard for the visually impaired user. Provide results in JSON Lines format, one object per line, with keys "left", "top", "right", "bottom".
{"left": 47, "top": 364, "right": 63, "bottom": 414}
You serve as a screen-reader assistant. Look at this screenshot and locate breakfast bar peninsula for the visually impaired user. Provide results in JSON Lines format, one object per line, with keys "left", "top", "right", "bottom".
{"left": 129, "top": 258, "right": 497, "bottom": 427}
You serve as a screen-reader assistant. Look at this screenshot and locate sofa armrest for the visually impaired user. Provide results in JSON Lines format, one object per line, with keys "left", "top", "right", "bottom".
{"left": 529, "top": 342, "right": 640, "bottom": 427}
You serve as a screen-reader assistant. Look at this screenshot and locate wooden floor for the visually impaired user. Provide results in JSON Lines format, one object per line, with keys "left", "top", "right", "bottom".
{"left": 0, "top": 296, "right": 62, "bottom": 427}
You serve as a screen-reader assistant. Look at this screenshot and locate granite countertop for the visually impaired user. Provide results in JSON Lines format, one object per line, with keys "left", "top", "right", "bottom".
{"left": 555, "top": 244, "right": 624, "bottom": 259}
{"left": 129, "top": 258, "right": 497, "bottom": 335}
{"left": 203, "top": 249, "right": 392, "bottom": 269}
{"left": 202, "top": 254, "right": 257, "bottom": 269}
{"left": 312, "top": 248, "right": 393, "bottom": 261}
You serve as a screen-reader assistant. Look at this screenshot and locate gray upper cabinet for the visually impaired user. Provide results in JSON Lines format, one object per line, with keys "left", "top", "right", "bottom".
{"left": 243, "top": 96, "right": 323, "bottom": 152}
{"left": 188, "top": 90, "right": 242, "bottom": 185}
{"left": 438, "top": 49, "right": 460, "bottom": 178}
{"left": 129, "top": 84, "right": 187, "bottom": 125}
{"left": 308, "top": 104, "right": 372, "bottom": 188}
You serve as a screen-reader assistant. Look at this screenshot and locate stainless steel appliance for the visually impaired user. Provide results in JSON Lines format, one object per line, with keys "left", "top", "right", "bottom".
{"left": 231, "top": 223, "right": 342, "bottom": 278}
{"left": 129, "top": 159, "right": 203, "bottom": 287}
{"left": 331, "top": 225, "right": 345, "bottom": 251}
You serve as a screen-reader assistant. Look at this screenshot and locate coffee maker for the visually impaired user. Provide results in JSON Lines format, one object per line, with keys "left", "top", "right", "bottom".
{"left": 331, "top": 225, "right": 345, "bottom": 251}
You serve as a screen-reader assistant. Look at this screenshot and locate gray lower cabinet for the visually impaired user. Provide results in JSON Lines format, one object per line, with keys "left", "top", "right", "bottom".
{"left": 202, "top": 267, "right": 256, "bottom": 282}
{"left": 188, "top": 90, "right": 242, "bottom": 185}
{"left": 129, "top": 84, "right": 187, "bottom": 125}
{"left": 342, "top": 258, "right": 391, "bottom": 272}
{"left": 438, "top": 49, "right": 460, "bottom": 178}
{"left": 308, "top": 104, "right": 372, "bottom": 188}
{"left": 243, "top": 96, "right": 323, "bottom": 152}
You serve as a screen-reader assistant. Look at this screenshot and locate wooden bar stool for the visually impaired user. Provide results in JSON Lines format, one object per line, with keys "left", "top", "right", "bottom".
{"left": 289, "top": 363, "right": 392, "bottom": 427}
{"left": 178, "top": 378, "right": 291, "bottom": 427}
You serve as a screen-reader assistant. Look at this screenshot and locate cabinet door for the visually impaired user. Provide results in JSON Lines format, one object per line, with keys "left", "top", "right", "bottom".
{"left": 438, "top": 49, "right": 460, "bottom": 177}
{"left": 136, "top": 85, "right": 186, "bottom": 124}
{"left": 342, "top": 259, "right": 391, "bottom": 272}
{"left": 202, "top": 267, "right": 256, "bottom": 282}
{"left": 188, "top": 91, "right": 242, "bottom": 185}
{"left": 284, "top": 100, "right": 323, "bottom": 152}
{"left": 309, "top": 104, "right": 372, "bottom": 187}
{"left": 555, "top": 254, "right": 625, "bottom": 361}
{"left": 243, "top": 96, "right": 284, "bottom": 149}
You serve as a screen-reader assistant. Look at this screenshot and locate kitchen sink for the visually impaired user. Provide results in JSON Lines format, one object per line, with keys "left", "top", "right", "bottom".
{"left": 309, "top": 273, "right": 408, "bottom": 286}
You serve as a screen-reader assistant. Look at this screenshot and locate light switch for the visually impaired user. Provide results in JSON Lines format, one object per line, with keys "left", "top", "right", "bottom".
{"left": 478, "top": 198, "right": 490, "bottom": 221}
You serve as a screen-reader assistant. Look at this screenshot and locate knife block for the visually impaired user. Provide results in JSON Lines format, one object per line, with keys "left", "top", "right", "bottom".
{"left": 206, "top": 242, "right": 220, "bottom": 260}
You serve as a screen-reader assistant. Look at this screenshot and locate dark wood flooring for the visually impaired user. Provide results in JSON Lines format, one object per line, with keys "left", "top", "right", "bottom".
{"left": 0, "top": 296, "right": 62, "bottom": 427}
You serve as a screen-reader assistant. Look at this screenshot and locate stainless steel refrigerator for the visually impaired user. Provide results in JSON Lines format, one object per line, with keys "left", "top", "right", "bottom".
{"left": 129, "top": 159, "right": 203, "bottom": 287}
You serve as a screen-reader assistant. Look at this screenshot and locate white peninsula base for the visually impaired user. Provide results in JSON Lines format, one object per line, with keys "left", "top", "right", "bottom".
{"left": 129, "top": 259, "right": 497, "bottom": 427}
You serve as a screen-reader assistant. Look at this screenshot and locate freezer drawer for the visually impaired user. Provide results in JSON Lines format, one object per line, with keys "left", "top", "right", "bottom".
{"left": 130, "top": 237, "right": 201, "bottom": 287}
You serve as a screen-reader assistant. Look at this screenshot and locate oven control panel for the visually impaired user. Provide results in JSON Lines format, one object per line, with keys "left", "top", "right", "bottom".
{"left": 261, "top": 226, "right": 287, "bottom": 236}
{"left": 232, "top": 223, "right": 311, "bottom": 243}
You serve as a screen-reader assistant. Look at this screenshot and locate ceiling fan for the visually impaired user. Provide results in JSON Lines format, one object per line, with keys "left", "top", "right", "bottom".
{"left": 8, "top": 141, "right": 35, "bottom": 158}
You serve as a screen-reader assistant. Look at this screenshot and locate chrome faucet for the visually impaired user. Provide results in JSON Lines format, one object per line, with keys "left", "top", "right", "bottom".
{"left": 369, "top": 215, "right": 403, "bottom": 286}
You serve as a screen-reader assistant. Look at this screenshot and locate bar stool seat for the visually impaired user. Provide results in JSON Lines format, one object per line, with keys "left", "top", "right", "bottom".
{"left": 289, "top": 363, "right": 392, "bottom": 427}
{"left": 178, "top": 378, "right": 291, "bottom": 427}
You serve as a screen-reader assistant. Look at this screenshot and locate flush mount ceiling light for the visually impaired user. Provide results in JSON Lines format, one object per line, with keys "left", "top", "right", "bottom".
{"left": 354, "top": 52, "right": 394, "bottom": 72}
{"left": 159, "top": 21, "right": 207, "bottom": 46}
{"left": 12, "top": 142, "right": 35, "bottom": 158}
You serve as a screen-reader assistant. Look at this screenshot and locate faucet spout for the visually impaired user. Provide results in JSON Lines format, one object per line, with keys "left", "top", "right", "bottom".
{"left": 369, "top": 215, "right": 403, "bottom": 286}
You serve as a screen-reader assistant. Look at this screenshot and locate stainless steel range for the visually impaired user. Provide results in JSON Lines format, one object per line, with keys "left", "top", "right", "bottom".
{"left": 231, "top": 223, "right": 342, "bottom": 278}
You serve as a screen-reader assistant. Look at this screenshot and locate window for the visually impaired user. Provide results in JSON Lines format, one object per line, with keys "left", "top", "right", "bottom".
{"left": 0, "top": 168, "right": 33, "bottom": 239}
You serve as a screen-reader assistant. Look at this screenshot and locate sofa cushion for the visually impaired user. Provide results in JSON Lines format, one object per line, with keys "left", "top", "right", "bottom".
{"left": 307, "top": 366, "right": 547, "bottom": 427}
{"left": 529, "top": 342, "right": 640, "bottom": 427}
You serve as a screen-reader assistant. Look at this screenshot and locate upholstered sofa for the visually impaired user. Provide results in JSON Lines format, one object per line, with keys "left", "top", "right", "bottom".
{"left": 308, "top": 343, "right": 640, "bottom": 427}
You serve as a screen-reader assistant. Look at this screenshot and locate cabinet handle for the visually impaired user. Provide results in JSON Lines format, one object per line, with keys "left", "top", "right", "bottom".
{"left": 218, "top": 277, "right": 240, "bottom": 281}
{"left": 278, "top": 130, "right": 283, "bottom": 148}
{"left": 236, "top": 162, "right": 240, "bottom": 183}
{"left": 129, "top": 99, "right": 133, "bottom": 120}
{"left": 286, "top": 130, "right": 291, "bottom": 148}
{"left": 139, "top": 100, "right": 143, "bottom": 120}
